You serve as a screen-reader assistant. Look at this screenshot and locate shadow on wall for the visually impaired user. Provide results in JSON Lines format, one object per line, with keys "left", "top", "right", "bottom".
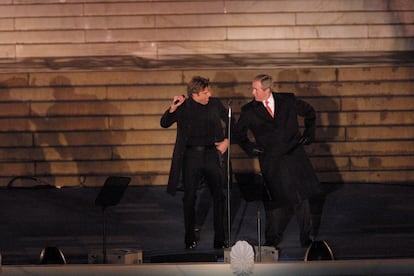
{"left": 30, "top": 75, "right": 132, "bottom": 187}
{"left": 0, "top": 77, "right": 52, "bottom": 188}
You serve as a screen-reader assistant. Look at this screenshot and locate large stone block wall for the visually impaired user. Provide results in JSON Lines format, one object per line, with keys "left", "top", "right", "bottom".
{"left": 0, "top": 0, "right": 413, "bottom": 187}
{"left": 0, "top": 0, "right": 413, "bottom": 59}
{"left": 0, "top": 66, "right": 413, "bottom": 187}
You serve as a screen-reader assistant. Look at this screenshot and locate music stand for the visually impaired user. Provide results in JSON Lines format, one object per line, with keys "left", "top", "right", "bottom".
{"left": 95, "top": 176, "right": 130, "bottom": 264}
{"left": 235, "top": 173, "right": 272, "bottom": 262}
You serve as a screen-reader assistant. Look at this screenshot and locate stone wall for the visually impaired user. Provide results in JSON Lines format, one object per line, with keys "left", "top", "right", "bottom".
{"left": 0, "top": 0, "right": 413, "bottom": 59}
{"left": 0, "top": 0, "right": 413, "bottom": 187}
{"left": 1, "top": 66, "right": 413, "bottom": 187}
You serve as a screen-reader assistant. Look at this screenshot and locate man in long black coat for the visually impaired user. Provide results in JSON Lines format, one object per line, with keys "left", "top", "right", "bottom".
{"left": 160, "top": 76, "right": 231, "bottom": 249}
{"left": 235, "top": 74, "right": 320, "bottom": 249}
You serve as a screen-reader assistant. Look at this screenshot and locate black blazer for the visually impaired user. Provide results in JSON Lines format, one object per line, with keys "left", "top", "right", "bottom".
{"left": 160, "top": 97, "right": 231, "bottom": 195}
{"left": 235, "top": 92, "right": 320, "bottom": 207}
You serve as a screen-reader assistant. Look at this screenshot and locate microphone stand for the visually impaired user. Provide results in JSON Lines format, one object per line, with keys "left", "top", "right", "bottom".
{"left": 226, "top": 101, "right": 232, "bottom": 247}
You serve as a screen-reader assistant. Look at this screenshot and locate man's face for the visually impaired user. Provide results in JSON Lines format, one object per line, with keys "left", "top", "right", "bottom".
{"left": 192, "top": 86, "right": 211, "bottom": 105}
{"left": 251, "top": 80, "right": 271, "bottom": 102}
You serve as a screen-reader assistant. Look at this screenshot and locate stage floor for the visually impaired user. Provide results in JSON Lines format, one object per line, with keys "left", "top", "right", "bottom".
{"left": 0, "top": 182, "right": 413, "bottom": 266}
{"left": 3, "top": 259, "right": 414, "bottom": 276}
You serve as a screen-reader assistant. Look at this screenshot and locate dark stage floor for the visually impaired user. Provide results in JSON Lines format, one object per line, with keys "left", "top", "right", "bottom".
{"left": 0, "top": 182, "right": 413, "bottom": 265}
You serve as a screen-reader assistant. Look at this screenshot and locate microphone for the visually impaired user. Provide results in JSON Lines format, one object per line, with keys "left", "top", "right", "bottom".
{"left": 228, "top": 100, "right": 232, "bottom": 118}
{"left": 174, "top": 94, "right": 185, "bottom": 105}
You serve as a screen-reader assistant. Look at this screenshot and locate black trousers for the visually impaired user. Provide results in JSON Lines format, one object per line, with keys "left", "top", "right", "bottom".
{"left": 182, "top": 147, "right": 225, "bottom": 245}
{"left": 263, "top": 199, "right": 312, "bottom": 247}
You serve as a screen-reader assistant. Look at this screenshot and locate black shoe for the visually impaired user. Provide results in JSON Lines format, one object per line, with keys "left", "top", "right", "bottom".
{"left": 185, "top": 241, "right": 197, "bottom": 249}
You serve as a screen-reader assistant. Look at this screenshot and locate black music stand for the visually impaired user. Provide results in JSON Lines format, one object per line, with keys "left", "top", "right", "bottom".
{"left": 235, "top": 173, "right": 272, "bottom": 262}
{"left": 95, "top": 176, "right": 130, "bottom": 264}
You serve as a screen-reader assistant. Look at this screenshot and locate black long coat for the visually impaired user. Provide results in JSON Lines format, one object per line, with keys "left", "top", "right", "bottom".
{"left": 235, "top": 92, "right": 320, "bottom": 207}
{"left": 160, "top": 97, "right": 230, "bottom": 196}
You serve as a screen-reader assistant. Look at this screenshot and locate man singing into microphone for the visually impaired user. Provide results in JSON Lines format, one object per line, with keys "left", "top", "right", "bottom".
{"left": 160, "top": 76, "right": 232, "bottom": 249}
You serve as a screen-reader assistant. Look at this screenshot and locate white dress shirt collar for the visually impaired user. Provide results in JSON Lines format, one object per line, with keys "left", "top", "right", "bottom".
{"left": 262, "top": 94, "right": 274, "bottom": 114}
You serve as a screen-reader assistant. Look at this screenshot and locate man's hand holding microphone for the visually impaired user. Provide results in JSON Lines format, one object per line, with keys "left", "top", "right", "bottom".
{"left": 169, "top": 95, "right": 186, "bottom": 113}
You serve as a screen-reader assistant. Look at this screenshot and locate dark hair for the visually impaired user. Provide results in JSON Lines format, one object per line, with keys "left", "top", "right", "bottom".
{"left": 187, "top": 76, "right": 210, "bottom": 97}
{"left": 253, "top": 74, "right": 273, "bottom": 90}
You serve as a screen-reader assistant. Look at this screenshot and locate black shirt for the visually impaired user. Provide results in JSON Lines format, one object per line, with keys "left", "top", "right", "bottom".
{"left": 186, "top": 98, "right": 224, "bottom": 146}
